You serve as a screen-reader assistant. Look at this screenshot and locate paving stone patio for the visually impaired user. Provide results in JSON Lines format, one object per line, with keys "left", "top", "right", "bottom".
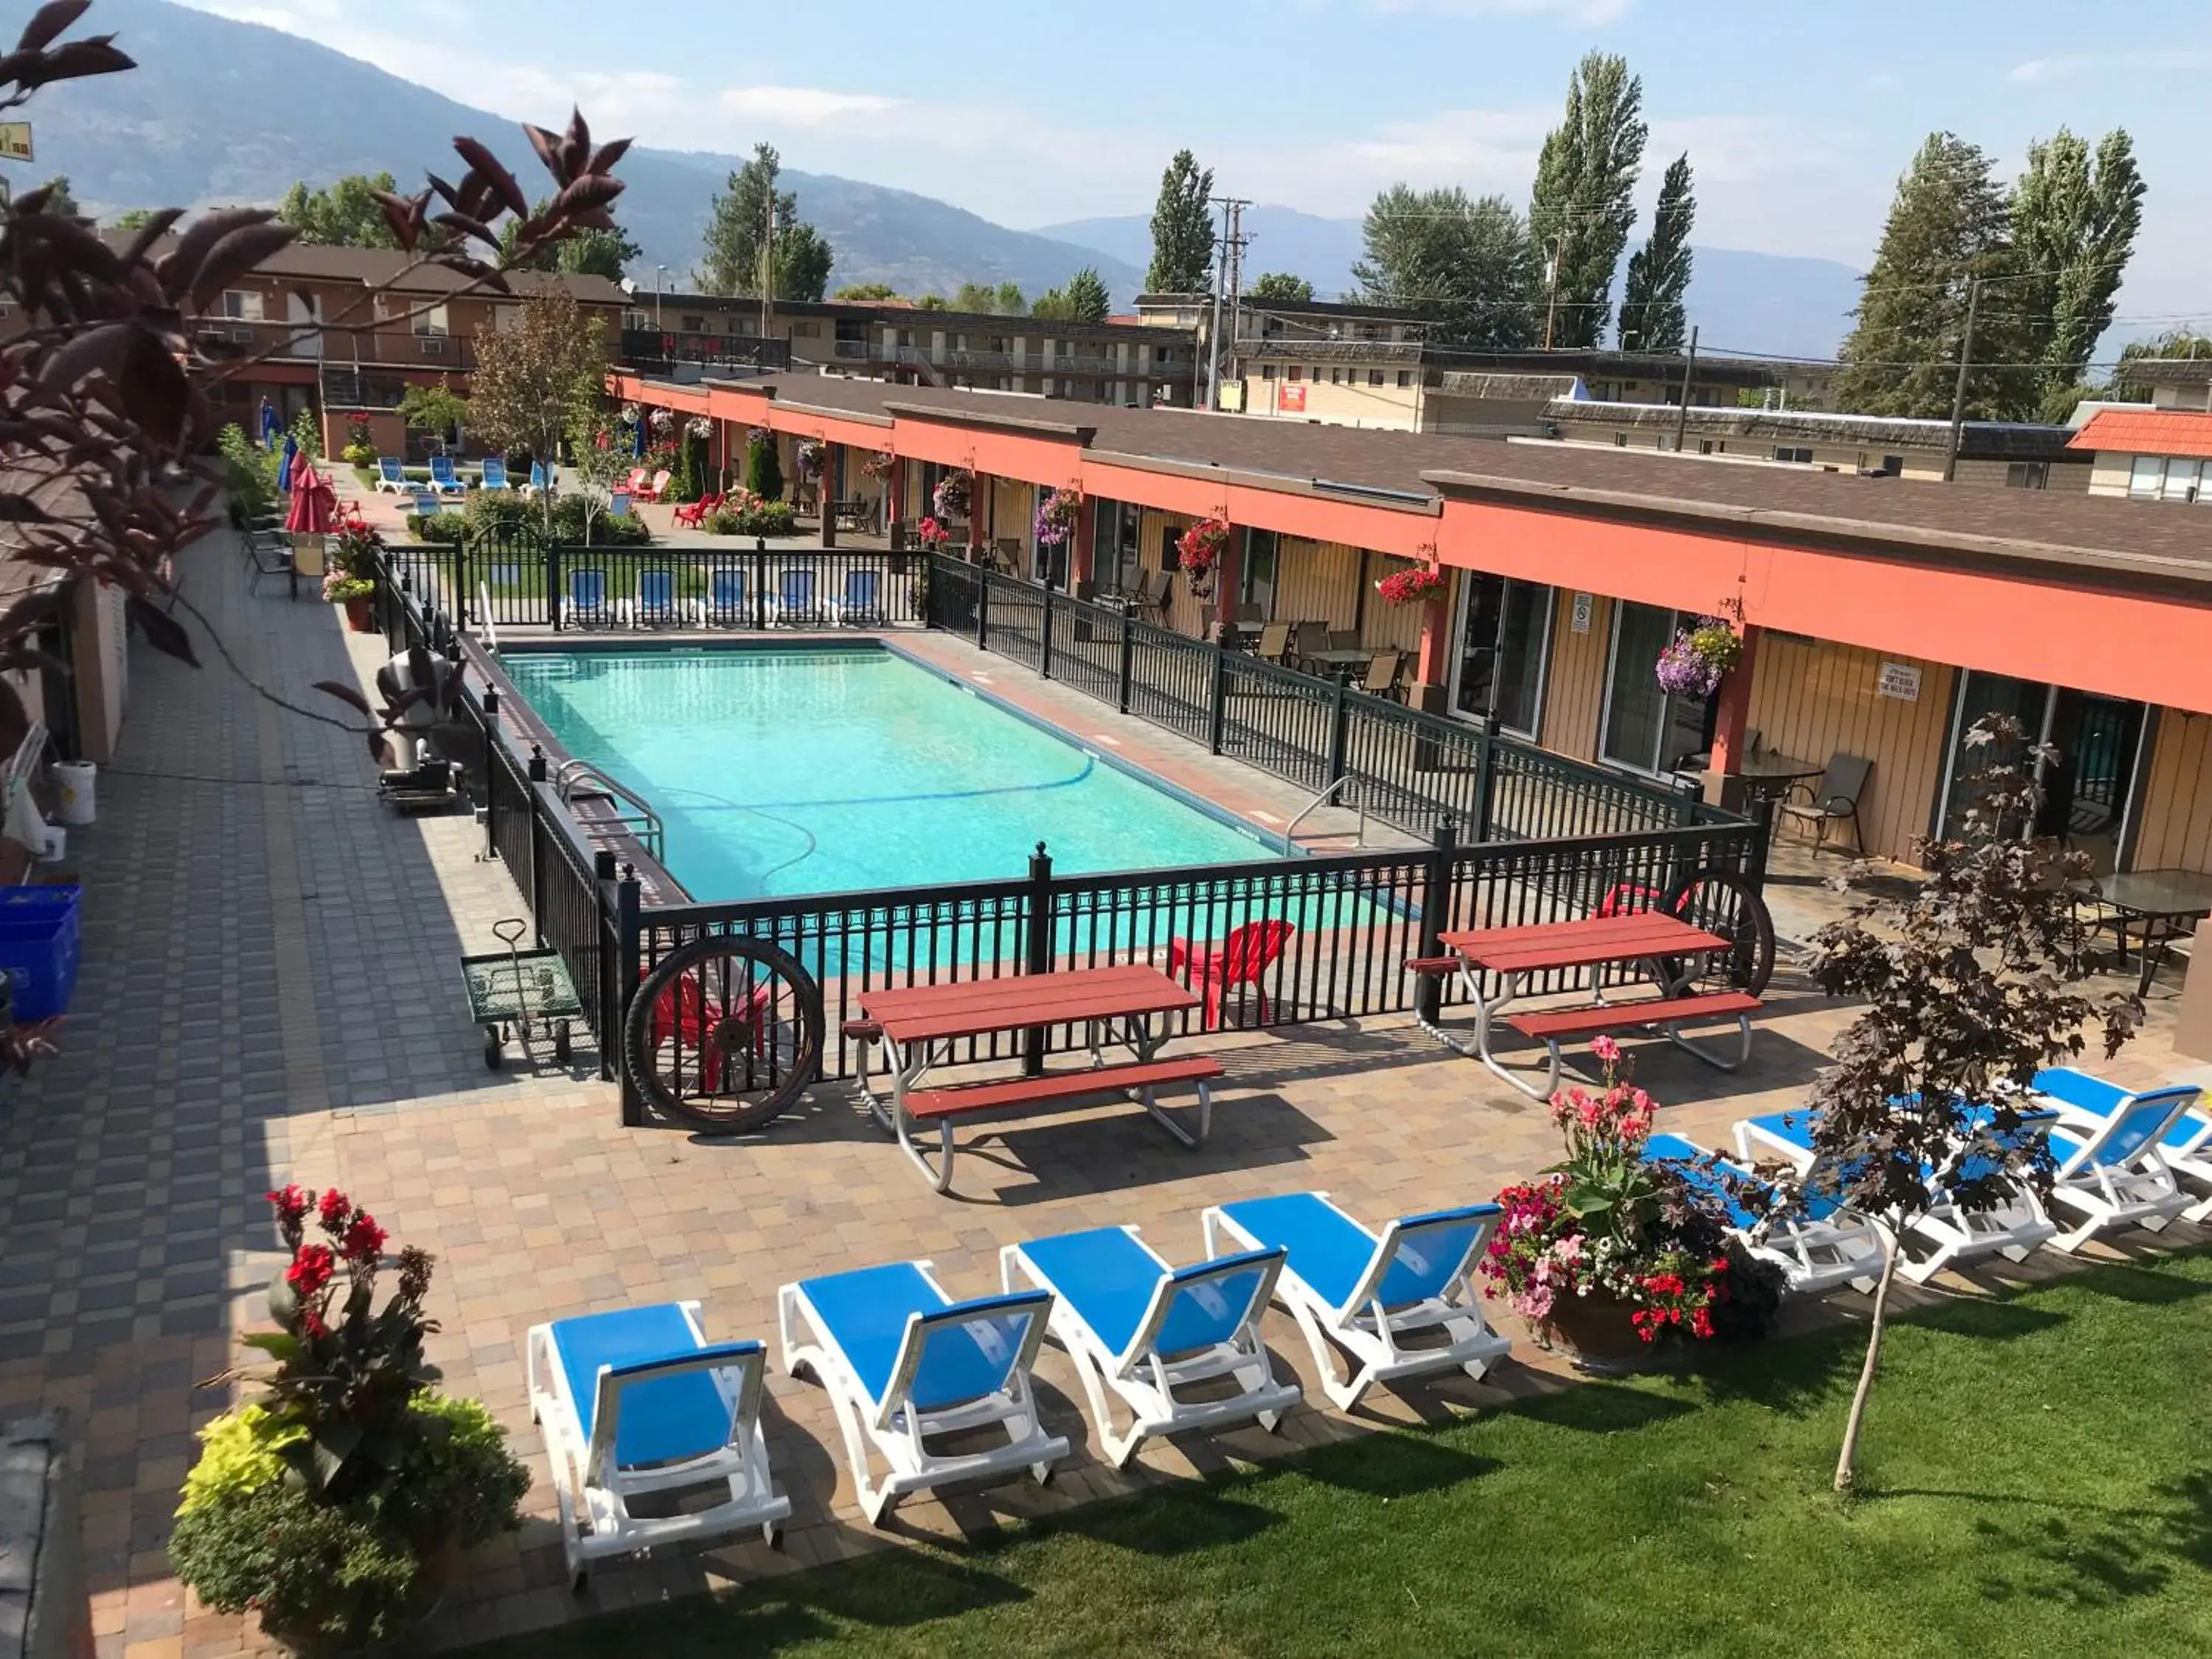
{"left": 1, "top": 528, "right": 2203, "bottom": 1658}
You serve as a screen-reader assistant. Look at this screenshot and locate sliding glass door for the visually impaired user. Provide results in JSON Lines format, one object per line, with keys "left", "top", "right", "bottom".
{"left": 1600, "top": 601, "right": 1713, "bottom": 775}
{"left": 1938, "top": 672, "right": 2146, "bottom": 872}
{"left": 1450, "top": 573, "right": 1552, "bottom": 737}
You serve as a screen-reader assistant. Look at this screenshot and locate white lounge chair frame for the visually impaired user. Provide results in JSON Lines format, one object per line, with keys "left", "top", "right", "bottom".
{"left": 778, "top": 1264, "right": 1068, "bottom": 1525}
{"left": 1202, "top": 1195, "right": 1509, "bottom": 1411}
{"left": 524, "top": 1300, "right": 789, "bottom": 1590}
{"left": 1000, "top": 1230, "right": 1298, "bottom": 1467}
{"left": 2042, "top": 1099, "right": 2196, "bottom": 1253}
{"left": 1643, "top": 1133, "right": 1885, "bottom": 1296}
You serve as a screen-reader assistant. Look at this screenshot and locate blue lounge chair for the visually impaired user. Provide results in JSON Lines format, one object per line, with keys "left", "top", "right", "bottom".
{"left": 777, "top": 1259, "right": 1067, "bottom": 1524}
{"left": 526, "top": 1301, "right": 788, "bottom": 1589}
{"left": 777, "top": 566, "right": 818, "bottom": 625}
{"left": 428, "top": 453, "right": 467, "bottom": 496}
{"left": 1642, "top": 1132, "right": 1883, "bottom": 1296}
{"left": 566, "top": 567, "right": 608, "bottom": 629}
{"left": 372, "top": 456, "right": 407, "bottom": 493}
{"left": 527, "top": 460, "right": 548, "bottom": 497}
{"left": 1001, "top": 1227, "right": 1295, "bottom": 1467}
{"left": 700, "top": 566, "right": 747, "bottom": 627}
{"left": 1203, "top": 1192, "right": 1508, "bottom": 1410}
{"left": 2028, "top": 1068, "right": 2199, "bottom": 1249}
{"left": 608, "top": 490, "right": 632, "bottom": 518}
{"left": 833, "top": 567, "right": 882, "bottom": 627}
{"left": 408, "top": 488, "right": 440, "bottom": 521}
{"left": 633, "top": 568, "right": 676, "bottom": 628}
{"left": 481, "top": 456, "right": 511, "bottom": 491}
{"left": 1736, "top": 1105, "right": 2062, "bottom": 1281}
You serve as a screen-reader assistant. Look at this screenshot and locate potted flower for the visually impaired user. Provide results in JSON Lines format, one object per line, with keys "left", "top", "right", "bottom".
{"left": 932, "top": 468, "right": 972, "bottom": 523}
{"left": 916, "top": 515, "right": 952, "bottom": 551}
{"left": 324, "top": 524, "right": 383, "bottom": 630}
{"left": 1375, "top": 565, "right": 1446, "bottom": 608}
{"left": 1176, "top": 515, "right": 1230, "bottom": 599}
{"left": 341, "top": 415, "right": 377, "bottom": 470}
{"left": 860, "top": 449, "right": 894, "bottom": 483}
{"left": 169, "top": 1186, "right": 530, "bottom": 1652}
{"left": 1034, "top": 486, "right": 1081, "bottom": 549}
{"left": 686, "top": 415, "right": 714, "bottom": 440}
{"left": 1655, "top": 617, "right": 1744, "bottom": 700}
{"left": 647, "top": 407, "right": 675, "bottom": 437}
{"left": 324, "top": 570, "right": 376, "bottom": 630}
{"left": 1478, "top": 1041, "right": 1781, "bottom": 1371}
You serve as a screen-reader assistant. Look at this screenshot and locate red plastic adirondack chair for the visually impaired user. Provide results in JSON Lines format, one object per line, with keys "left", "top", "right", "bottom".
{"left": 644, "top": 967, "right": 773, "bottom": 1092}
{"left": 1168, "top": 919, "right": 1294, "bottom": 1030}
{"left": 633, "top": 468, "right": 674, "bottom": 502}
{"left": 622, "top": 467, "right": 651, "bottom": 495}
{"left": 672, "top": 492, "right": 723, "bottom": 528}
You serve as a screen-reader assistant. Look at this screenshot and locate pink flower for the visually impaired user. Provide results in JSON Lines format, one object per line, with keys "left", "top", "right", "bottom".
{"left": 1590, "top": 1034, "right": 1622, "bottom": 1065}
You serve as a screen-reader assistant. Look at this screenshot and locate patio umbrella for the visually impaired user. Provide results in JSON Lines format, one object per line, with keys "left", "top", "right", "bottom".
{"left": 258, "top": 397, "right": 279, "bottom": 450}
{"left": 285, "top": 459, "right": 335, "bottom": 535}
{"left": 276, "top": 432, "right": 298, "bottom": 495}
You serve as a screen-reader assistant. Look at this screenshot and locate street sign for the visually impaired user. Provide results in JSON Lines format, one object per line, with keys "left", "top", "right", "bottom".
{"left": 0, "top": 123, "right": 31, "bottom": 162}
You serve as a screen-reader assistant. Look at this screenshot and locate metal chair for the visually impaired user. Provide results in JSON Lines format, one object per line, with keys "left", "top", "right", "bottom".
{"left": 245, "top": 535, "right": 295, "bottom": 598}
{"left": 1290, "top": 620, "right": 1329, "bottom": 672}
{"left": 1357, "top": 648, "right": 1403, "bottom": 700}
{"left": 1254, "top": 621, "right": 1293, "bottom": 664}
{"left": 1780, "top": 753, "right": 1871, "bottom": 855}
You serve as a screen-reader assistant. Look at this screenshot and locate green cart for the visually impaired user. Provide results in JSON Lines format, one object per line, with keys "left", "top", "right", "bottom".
{"left": 460, "top": 918, "right": 582, "bottom": 1070}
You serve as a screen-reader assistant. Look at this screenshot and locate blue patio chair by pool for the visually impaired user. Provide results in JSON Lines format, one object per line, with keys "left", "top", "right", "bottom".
{"left": 695, "top": 565, "right": 748, "bottom": 627}
{"left": 526, "top": 1300, "right": 789, "bottom": 1590}
{"left": 632, "top": 568, "right": 677, "bottom": 629}
{"left": 1736, "top": 1105, "right": 2062, "bottom": 1281}
{"left": 2026, "top": 1068, "right": 2199, "bottom": 1249}
{"left": 428, "top": 453, "right": 467, "bottom": 496}
{"left": 373, "top": 456, "right": 408, "bottom": 493}
{"left": 526, "top": 461, "right": 548, "bottom": 497}
{"left": 1001, "top": 1226, "right": 1295, "bottom": 1467}
{"left": 480, "top": 456, "right": 511, "bottom": 491}
{"left": 776, "top": 566, "right": 818, "bottom": 625}
{"left": 608, "top": 490, "right": 632, "bottom": 518}
{"left": 408, "top": 488, "right": 441, "bottom": 521}
{"left": 566, "top": 567, "right": 609, "bottom": 630}
{"left": 778, "top": 1259, "right": 1067, "bottom": 1525}
{"left": 2040, "top": 1076, "right": 2212, "bottom": 1224}
{"left": 1641, "top": 1133, "right": 1884, "bottom": 1296}
{"left": 1202, "top": 1192, "right": 1508, "bottom": 1410}
{"left": 833, "top": 567, "right": 882, "bottom": 627}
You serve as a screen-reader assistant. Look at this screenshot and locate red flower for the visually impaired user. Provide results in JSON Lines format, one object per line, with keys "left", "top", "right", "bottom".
{"left": 286, "top": 1245, "right": 335, "bottom": 1297}
{"left": 340, "top": 1214, "right": 388, "bottom": 1263}
{"left": 317, "top": 1189, "right": 350, "bottom": 1229}
{"left": 267, "top": 1185, "right": 309, "bottom": 1223}
{"left": 301, "top": 1308, "right": 328, "bottom": 1340}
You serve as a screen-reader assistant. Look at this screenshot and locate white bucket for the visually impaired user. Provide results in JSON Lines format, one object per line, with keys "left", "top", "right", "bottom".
{"left": 52, "top": 762, "right": 95, "bottom": 827}
{"left": 33, "top": 821, "right": 64, "bottom": 862}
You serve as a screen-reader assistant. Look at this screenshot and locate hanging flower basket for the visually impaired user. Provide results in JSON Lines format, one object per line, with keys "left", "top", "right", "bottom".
{"left": 860, "top": 449, "right": 895, "bottom": 482}
{"left": 1654, "top": 618, "right": 1743, "bottom": 700}
{"left": 1375, "top": 566, "right": 1446, "bottom": 608}
{"left": 932, "top": 469, "right": 973, "bottom": 521}
{"left": 617, "top": 403, "right": 640, "bottom": 427}
{"left": 1034, "top": 487, "right": 1081, "bottom": 549}
{"left": 647, "top": 408, "right": 675, "bottom": 434}
{"left": 1176, "top": 515, "right": 1230, "bottom": 591}
{"left": 685, "top": 415, "right": 714, "bottom": 439}
{"left": 795, "top": 438, "right": 825, "bottom": 480}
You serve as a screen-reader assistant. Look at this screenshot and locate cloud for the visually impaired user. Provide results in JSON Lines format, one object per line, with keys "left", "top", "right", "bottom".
{"left": 2011, "top": 49, "right": 2212, "bottom": 83}
{"left": 1364, "top": 0, "right": 1633, "bottom": 20}
{"left": 718, "top": 86, "right": 900, "bottom": 125}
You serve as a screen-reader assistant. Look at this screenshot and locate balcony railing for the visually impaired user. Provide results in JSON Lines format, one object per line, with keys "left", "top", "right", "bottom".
{"left": 815, "top": 339, "right": 1190, "bottom": 382}
{"left": 192, "top": 321, "right": 478, "bottom": 372}
{"left": 617, "top": 329, "right": 795, "bottom": 375}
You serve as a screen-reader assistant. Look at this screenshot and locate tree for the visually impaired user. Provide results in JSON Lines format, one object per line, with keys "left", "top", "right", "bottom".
{"left": 277, "top": 173, "right": 408, "bottom": 249}
{"left": 1145, "top": 148, "right": 1214, "bottom": 293}
{"left": 1032, "top": 267, "right": 1111, "bottom": 324}
{"left": 39, "top": 175, "right": 76, "bottom": 218}
{"left": 951, "top": 279, "right": 1026, "bottom": 314}
{"left": 1618, "top": 153, "right": 1694, "bottom": 351}
{"left": 498, "top": 196, "right": 640, "bottom": 279}
{"left": 834, "top": 282, "right": 897, "bottom": 301}
{"left": 1783, "top": 714, "right": 2139, "bottom": 1492}
{"left": 1247, "top": 271, "right": 1313, "bottom": 303}
{"left": 395, "top": 380, "right": 467, "bottom": 442}
{"left": 744, "top": 428, "right": 783, "bottom": 501}
{"left": 915, "top": 293, "right": 948, "bottom": 311}
{"left": 108, "top": 206, "right": 156, "bottom": 232}
{"left": 465, "top": 291, "right": 613, "bottom": 529}
{"left": 994, "top": 280, "right": 1026, "bottom": 314}
{"left": 698, "top": 144, "right": 833, "bottom": 300}
{"left": 1354, "top": 184, "right": 1536, "bottom": 349}
{"left": 1833, "top": 134, "right": 2025, "bottom": 419}
{"left": 2010, "top": 128, "right": 2144, "bottom": 407}
{"left": 1527, "top": 51, "right": 1648, "bottom": 349}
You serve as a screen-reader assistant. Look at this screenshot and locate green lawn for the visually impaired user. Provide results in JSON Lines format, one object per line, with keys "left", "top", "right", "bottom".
{"left": 462, "top": 1252, "right": 2212, "bottom": 1658}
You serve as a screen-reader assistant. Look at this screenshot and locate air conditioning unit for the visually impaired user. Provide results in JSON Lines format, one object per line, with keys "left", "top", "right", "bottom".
{"left": 419, "top": 335, "right": 445, "bottom": 355}
{"left": 231, "top": 327, "right": 256, "bottom": 344}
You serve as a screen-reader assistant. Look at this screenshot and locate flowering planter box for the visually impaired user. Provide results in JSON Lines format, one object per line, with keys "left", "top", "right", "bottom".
{"left": 344, "top": 596, "right": 376, "bottom": 633}
{"left": 1538, "top": 1293, "right": 1660, "bottom": 1375}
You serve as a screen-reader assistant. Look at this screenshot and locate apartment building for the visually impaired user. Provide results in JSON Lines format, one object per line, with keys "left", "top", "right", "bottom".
{"left": 621, "top": 291, "right": 1198, "bottom": 408}
{"left": 2070, "top": 358, "right": 2212, "bottom": 504}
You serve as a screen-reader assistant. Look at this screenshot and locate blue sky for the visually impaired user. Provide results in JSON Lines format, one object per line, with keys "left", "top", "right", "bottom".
{"left": 188, "top": 0, "right": 2212, "bottom": 327}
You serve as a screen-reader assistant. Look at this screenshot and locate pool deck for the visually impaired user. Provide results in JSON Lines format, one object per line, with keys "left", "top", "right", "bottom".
{"left": 7, "top": 533, "right": 2206, "bottom": 1658}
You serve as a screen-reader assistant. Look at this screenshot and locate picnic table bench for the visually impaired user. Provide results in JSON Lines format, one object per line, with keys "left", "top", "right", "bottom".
{"left": 1411, "top": 911, "right": 1762, "bottom": 1099}
{"left": 852, "top": 964, "right": 1221, "bottom": 1193}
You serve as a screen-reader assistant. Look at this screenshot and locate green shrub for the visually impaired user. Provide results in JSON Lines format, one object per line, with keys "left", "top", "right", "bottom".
{"left": 744, "top": 428, "right": 782, "bottom": 501}
{"left": 170, "top": 1483, "right": 421, "bottom": 1650}
{"left": 381, "top": 1394, "right": 531, "bottom": 1552}
{"left": 176, "top": 1405, "right": 304, "bottom": 1516}
{"left": 406, "top": 513, "right": 463, "bottom": 543}
{"left": 706, "top": 498, "right": 796, "bottom": 538}
{"left": 218, "top": 423, "right": 278, "bottom": 521}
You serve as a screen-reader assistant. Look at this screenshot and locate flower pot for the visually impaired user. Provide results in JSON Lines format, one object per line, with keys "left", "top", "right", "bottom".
{"left": 343, "top": 596, "right": 375, "bottom": 633}
{"left": 1539, "top": 1291, "right": 1660, "bottom": 1375}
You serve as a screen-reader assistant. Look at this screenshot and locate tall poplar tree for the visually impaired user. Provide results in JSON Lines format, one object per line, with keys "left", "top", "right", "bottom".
{"left": 1526, "top": 52, "right": 1647, "bottom": 349}
{"left": 2010, "top": 128, "right": 2144, "bottom": 417}
{"left": 1146, "top": 150, "right": 1216, "bottom": 294}
{"left": 1617, "top": 153, "right": 1694, "bottom": 351}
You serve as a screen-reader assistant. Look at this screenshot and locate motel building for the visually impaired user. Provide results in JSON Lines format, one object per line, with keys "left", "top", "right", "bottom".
{"left": 617, "top": 368, "right": 2212, "bottom": 880}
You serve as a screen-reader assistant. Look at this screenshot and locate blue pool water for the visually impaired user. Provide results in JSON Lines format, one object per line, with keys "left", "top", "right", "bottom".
{"left": 500, "top": 648, "right": 1283, "bottom": 900}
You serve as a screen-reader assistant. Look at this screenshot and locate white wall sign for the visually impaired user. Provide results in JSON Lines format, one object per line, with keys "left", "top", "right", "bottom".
{"left": 1571, "top": 591, "right": 1593, "bottom": 634}
{"left": 1877, "top": 661, "right": 1921, "bottom": 702}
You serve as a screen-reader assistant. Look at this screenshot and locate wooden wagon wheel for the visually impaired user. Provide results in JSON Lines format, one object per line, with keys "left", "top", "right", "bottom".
{"left": 623, "top": 933, "right": 824, "bottom": 1133}
{"left": 1659, "top": 866, "right": 1776, "bottom": 998}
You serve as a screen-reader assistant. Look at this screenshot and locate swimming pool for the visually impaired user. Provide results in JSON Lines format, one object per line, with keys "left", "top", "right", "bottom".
{"left": 499, "top": 647, "right": 1284, "bottom": 901}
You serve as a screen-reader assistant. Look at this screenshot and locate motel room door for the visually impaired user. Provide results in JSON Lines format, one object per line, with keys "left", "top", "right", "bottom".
{"left": 1937, "top": 672, "right": 2148, "bottom": 873}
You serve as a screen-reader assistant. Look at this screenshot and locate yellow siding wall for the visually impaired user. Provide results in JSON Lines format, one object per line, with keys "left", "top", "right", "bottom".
{"left": 1743, "top": 636, "right": 1956, "bottom": 864}
{"left": 1137, "top": 508, "right": 1206, "bottom": 636}
{"left": 2130, "top": 711, "right": 2212, "bottom": 872}
{"left": 1540, "top": 589, "right": 1613, "bottom": 762}
{"left": 988, "top": 476, "right": 1032, "bottom": 554}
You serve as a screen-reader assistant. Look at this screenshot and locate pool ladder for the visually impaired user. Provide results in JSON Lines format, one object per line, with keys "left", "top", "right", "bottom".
{"left": 552, "top": 759, "right": 665, "bottom": 864}
{"left": 1281, "top": 775, "right": 1366, "bottom": 855}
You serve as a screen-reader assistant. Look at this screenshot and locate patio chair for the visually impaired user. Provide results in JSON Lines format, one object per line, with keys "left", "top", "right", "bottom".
{"left": 630, "top": 568, "right": 678, "bottom": 629}
{"left": 2027, "top": 1068, "right": 2199, "bottom": 1250}
{"left": 480, "top": 457, "right": 511, "bottom": 491}
{"left": 672, "top": 492, "right": 722, "bottom": 529}
{"left": 992, "top": 538, "right": 1023, "bottom": 578}
{"left": 1735, "top": 1107, "right": 2060, "bottom": 1281}
{"left": 1167, "top": 919, "right": 1293, "bottom": 1030}
{"left": 641, "top": 964, "right": 773, "bottom": 1090}
{"left": 1130, "top": 568, "right": 1172, "bottom": 626}
{"left": 1779, "top": 752, "right": 1871, "bottom": 855}
{"left": 1290, "top": 620, "right": 1329, "bottom": 672}
{"left": 1641, "top": 1133, "right": 1883, "bottom": 1296}
{"left": 408, "top": 488, "right": 441, "bottom": 521}
{"left": 526, "top": 461, "right": 548, "bottom": 497}
{"left": 1358, "top": 649, "right": 1403, "bottom": 700}
{"left": 565, "top": 568, "right": 610, "bottom": 629}
{"left": 372, "top": 456, "right": 407, "bottom": 493}
{"left": 777, "top": 1259, "right": 1068, "bottom": 1524}
{"left": 1327, "top": 628, "right": 1360, "bottom": 651}
{"left": 1254, "top": 621, "right": 1293, "bottom": 664}
{"left": 622, "top": 467, "right": 650, "bottom": 495}
{"left": 833, "top": 567, "right": 883, "bottom": 627}
{"left": 776, "top": 566, "right": 820, "bottom": 626}
{"left": 428, "top": 454, "right": 467, "bottom": 496}
{"left": 634, "top": 468, "right": 672, "bottom": 502}
{"left": 525, "top": 1300, "right": 788, "bottom": 1590}
{"left": 1001, "top": 1227, "right": 1297, "bottom": 1468}
{"left": 1203, "top": 1192, "right": 1509, "bottom": 1411}
{"left": 244, "top": 535, "right": 295, "bottom": 597}
{"left": 698, "top": 565, "right": 748, "bottom": 627}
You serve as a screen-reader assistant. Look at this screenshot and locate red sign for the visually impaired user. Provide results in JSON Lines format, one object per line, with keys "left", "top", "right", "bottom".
{"left": 1279, "top": 383, "right": 1307, "bottom": 413}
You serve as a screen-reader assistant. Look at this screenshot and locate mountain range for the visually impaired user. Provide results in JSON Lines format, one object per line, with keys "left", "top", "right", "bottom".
{"left": 34, "top": 0, "right": 1860, "bottom": 357}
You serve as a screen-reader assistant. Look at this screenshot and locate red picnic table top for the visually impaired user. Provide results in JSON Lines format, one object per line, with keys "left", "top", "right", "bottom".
{"left": 858, "top": 964, "right": 1200, "bottom": 1046}
{"left": 1441, "top": 912, "right": 1730, "bottom": 976}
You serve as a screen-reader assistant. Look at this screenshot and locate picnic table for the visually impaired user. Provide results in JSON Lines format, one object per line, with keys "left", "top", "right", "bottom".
{"left": 1416, "top": 911, "right": 1761, "bottom": 1099}
{"left": 852, "top": 964, "right": 1222, "bottom": 1193}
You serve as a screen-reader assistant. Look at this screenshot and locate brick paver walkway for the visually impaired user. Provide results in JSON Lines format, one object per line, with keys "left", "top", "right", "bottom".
{"left": 1, "top": 531, "right": 2202, "bottom": 1657}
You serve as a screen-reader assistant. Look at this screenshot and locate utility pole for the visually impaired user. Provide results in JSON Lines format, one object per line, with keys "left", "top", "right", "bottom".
{"left": 653, "top": 264, "right": 667, "bottom": 329}
{"left": 1942, "top": 276, "right": 1980, "bottom": 484}
{"left": 1220, "top": 197, "right": 1250, "bottom": 403}
{"left": 1205, "top": 198, "right": 1230, "bottom": 412}
{"left": 1541, "top": 232, "right": 1566, "bottom": 350}
{"left": 1673, "top": 325, "right": 1700, "bottom": 453}
{"left": 759, "top": 197, "right": 776, "bottom": 354}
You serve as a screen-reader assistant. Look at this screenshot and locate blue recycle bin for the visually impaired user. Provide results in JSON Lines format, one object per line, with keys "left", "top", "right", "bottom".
{"left": 0, "top": 884, "right": 82, "bottom": 1020}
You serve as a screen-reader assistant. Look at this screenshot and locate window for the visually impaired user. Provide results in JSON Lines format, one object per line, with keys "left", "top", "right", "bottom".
{"left": 1397, "top": 370, "right": 1413, "bottom": 388}
{"left": 2167, "top": 459, "right": 2205, "bottom": 502}
{"left": 1329, "top": 366, "right": 1344, "bottom": 383}
{"left": 414, "top": 304, "right": 449, "bottom": 337}
{"left": 1287, "top": 365, "right": 1304, "bottom": 381}
{"left": 897, "top": 328, "right": 914, "bottom": 347}
{"left": 1600, "top": 603, "right": 1714, "bottom": 776}
{"left": 220, "top": 290, "right": 265, "bottom": 322}
{"left": 1697, "top": 439, "right": 1714, "bottom": 455}
{"left": 622, "top": 308, "right": 650, "bottom": 331}
{"left": 1158, "top": 520, "right": 1181, "bottom": 571}
{"left": 1242, "top": 529, "right": 1279, "bottom": 616}
{"left": 989, "top": 335, "right": 1008, "bottom": 352}
{"left": 791, "top": 321, "right": 819, "bottom": 338}
{"left": 1453, "top": 574, "right": 1553, "bottom": 737}
{"left": 1773, "top": 445, "right": 1813, "bottom": 465}
{"left": 680, "top": 314, "right": 704, "bottom": 332}
{"left": 2129, "top": 456, "right": 2207, "bottom": 502}
{"left": 1369, "top": 369, "right": 1385, "bottom": 386}
{"left": 2005, "top": 461, "right": 2049, "bottom": 490}
{"left": 1615, "top": 434, "right": 1629, "bottom": 448}
{"left": 1262, "top": 364, "right": 1276, "bottom": 380}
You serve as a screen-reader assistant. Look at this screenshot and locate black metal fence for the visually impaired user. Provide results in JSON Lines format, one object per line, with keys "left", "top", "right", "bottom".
{"left": 927, "top": 557, "right": 1721, "bottom": 843}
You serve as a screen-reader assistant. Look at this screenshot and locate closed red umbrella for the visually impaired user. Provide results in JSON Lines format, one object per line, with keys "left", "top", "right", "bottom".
{"left": 285, "top": 459, "right": 336, "bottom": 534}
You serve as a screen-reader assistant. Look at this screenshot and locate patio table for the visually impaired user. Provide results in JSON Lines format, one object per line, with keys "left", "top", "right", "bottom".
{"left": 2090, "top": 869, "right": 2212, "bottom": 995}
{"left": 1303, "top": 647, "right": 1373, "bottom": 683}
